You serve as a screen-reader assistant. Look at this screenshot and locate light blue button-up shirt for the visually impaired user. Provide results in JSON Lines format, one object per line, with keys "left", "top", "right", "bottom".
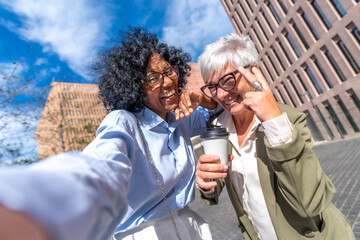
{"left": 0, "top": 106, "right": 210, "bottom": 240}
{"left": 84, "top": 107, "right": 211, "bottom": 233}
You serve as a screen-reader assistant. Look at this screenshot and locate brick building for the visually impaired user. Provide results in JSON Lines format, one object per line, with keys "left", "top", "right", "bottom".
{"left": 221, "top": 0, "right": 360, "bottom": 141}
{"left": 36, "top": 82, "right": 108, "bottom": 159}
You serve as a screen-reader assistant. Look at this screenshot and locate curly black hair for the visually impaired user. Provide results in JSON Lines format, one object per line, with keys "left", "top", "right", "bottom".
{"left": 93, "top": 27, "right": 191, "bottom": 112}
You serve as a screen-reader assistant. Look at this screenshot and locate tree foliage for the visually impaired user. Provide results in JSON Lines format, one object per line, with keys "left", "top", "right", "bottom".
{"left": 0, "top": 59, "right": 46, "bottom": 164}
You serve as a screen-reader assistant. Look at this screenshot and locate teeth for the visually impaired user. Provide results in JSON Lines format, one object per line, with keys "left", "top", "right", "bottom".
{"left": 224, "top": 96, "right": 239, "bottom": 105}
{"left": 162, "top": 90, "right": 175, "bottom": 98}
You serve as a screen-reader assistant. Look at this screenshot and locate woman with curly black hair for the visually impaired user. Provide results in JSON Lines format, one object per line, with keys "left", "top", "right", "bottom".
{"left": 95, "top": 27, "right": 193, "bottom": 114}
{"left": 82, "top": 27, "right": 217, "bottom": 239}
{"left": 0, "top": 27, "right": 216, "bottom": 240}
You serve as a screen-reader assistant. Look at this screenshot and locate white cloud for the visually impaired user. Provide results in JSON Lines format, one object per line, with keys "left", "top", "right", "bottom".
{"left": 161, "top": 0, "right": 234, "bottom": 62}
{"left": 0, "top": 60, "right": 28, "bottom": 77}
{"left": 49, "top": 66, "right": 60, "bottom": 73}
{"left": 0, "top": 0, "right": 111, "bottom": 79}
{"left": 34, "top": 58, "right": 48, "bottom": 66}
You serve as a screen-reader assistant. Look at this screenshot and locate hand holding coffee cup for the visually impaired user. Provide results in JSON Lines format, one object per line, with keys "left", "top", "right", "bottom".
{"left": 196, "top": 127, "right": 230, "bottom": 190}
{"left": 200, "top": 127, "right": 229, "bottom": 164}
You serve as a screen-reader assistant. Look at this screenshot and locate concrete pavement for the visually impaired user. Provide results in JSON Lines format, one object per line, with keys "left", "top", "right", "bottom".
{"left": 189, "top": 136, "right": 360, "bottom": 240}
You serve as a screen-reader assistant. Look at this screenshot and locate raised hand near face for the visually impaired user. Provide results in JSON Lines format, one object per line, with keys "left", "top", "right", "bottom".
{"left": 175, "top": 91, "right": 217, "bottom": 120}
{"left": 238, "top": 65, "right": 282, "bottom": 122}
{"left": 175, "top": 91, "right": 203, "bottom": 120}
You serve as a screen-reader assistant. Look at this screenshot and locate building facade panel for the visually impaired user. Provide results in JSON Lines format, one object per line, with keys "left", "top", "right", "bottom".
{"left": 221, "top": 0, "right": 360, "bottom": 141}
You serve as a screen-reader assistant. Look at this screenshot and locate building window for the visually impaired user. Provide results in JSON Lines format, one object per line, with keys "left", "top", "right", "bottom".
{"left": 275, "top": 87, "right": 285, "bottom": 103}
{"left": 330, "top": 0, "right": 346, "bottom": 17}
{"left": 305, "top": 65, "right": 323, "bottom": 94}
{"left": 301, "top": 12, "right": 320, "bottom": 40}
{"left": 267, "top": 53, "right": 280, "bottom": 76}
{"left": 257, "top": 19, "right": 268, "bottom": 40}
{"left": 240, "top": 2, "right": 249, "bottom": 20}
{"left": 285, "top": 32, "right": 301, "bottom": 57}
{"left": 252, "top": 26, "right": 264, "bottom": 47}
{"left": 337, "top": 40, "right": 360, "bottom": 73}
{"left": 232, "top": 17, "right": 242, "bottom": 33}
{"left": 295, "top": 72, "right": 310, "bottom": 98}
{"left": 324, "top": 49, "right": 346, "bottom": 82}
{"left": 262, "top": 59, "right": 275, "bottom": 81}
{"left": 271, "top": 46, "right": 285, "bottom": 70}
{"left": 278, "top": 0, "right": 288, "bottom": 14}
{"left": 351, "top": 27, "right": 360, "bottom": 44}
{"left": 314, "top": 58, "right": 333, "bottom": 88}
{"left": 335, "top": 96, "right": 360, "bottom": 132}
{"left": 288, "top": 77, "right": 303, "bottom": 103}
{"left": 292, "top": 21, "right": 309, "bottom": 49}
{"left": 235, "top": 8, "right": 246, "bottom": 30}
{"left": 311, "top": 0, "right": 332, "bottom": 29}
{"left": 281, "top": 82, "right": 296, "bottom": 107}
{"left": 323, "top": 101, "right": 347, "bottom": 137}
{"left": 268, "top": 2, "right": 282, "bottom": 24}
{"left": 245, "top": 0, "right": 253, "bottom": 12}
{"left": 277, "top": 38, "right": 292, "bottom": 64}
{"left": 347, "top": 89, "right": 360, "bottom": 112}
{"left": 261, "top": 9, "right": 274, "bottom": 33}
{"left": 224, "top": 0, "right": 231, "bottom": 13}
{"left": 304, "top": 111, "right": 324, "bottom": 141}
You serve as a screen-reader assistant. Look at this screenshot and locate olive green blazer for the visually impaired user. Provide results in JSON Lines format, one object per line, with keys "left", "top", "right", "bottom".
{"left": 194, "top": 104, "right": 355, "bottom": 240}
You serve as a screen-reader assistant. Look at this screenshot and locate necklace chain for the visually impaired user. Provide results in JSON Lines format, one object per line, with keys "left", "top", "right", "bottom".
{"left": 134, "top": 120, "right": 182, "bottom": 240}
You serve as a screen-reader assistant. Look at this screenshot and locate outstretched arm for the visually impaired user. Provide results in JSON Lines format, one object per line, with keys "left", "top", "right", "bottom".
{"left": 0, "top": 205, "right": 50, "bottom": 240}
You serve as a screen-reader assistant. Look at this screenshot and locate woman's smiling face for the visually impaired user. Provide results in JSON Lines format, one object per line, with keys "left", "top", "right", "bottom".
{"left": 142, "top": 53, "right": 179, "bottom": 120}
{"left": 210, "top": 65, "right": 253, "bottom": 115}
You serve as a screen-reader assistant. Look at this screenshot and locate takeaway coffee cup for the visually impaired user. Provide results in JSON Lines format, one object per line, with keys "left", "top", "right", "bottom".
{"left": 200, "top": 127, "right": 229, "bottom": 164}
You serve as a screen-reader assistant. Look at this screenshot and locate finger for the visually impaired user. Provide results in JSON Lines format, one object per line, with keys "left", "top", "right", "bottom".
{"left": 197, "top": 162, "right": 228, "bottom": 173}
{"left": 228, "top": 154, "right": 234, "bottom": 162}
{"left": 238, "top": 66, "right": 256, "bottom": 86}
{"left": 178, "top": 101, "right": 191, "bottom": 117}
{"left": 250, "top": 66, "right": 269, "bottom": 90}
{"left": 196, "top": 177, "right": 217, "bottom": 190}
{"left": 198, "top": 171, "right": 227, "bottom": 180}
{"left": 183, "top": 92, "right": 192, "bottom": 107}
{"left": 198, "top": 154, "right": 221, "bottom": 164}
{"left": 174, "top": 108, "right": 180, "bottom": 120}
{"left": 244, "top": 91, "right": 262, "bottom": 99}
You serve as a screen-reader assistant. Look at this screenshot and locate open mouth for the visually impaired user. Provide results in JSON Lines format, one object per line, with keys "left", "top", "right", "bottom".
{"left": 224, "top": 95, "right": 240, "bottom": 105}
{"left": 161, "top": 89, "right": 175, "bottom": 99}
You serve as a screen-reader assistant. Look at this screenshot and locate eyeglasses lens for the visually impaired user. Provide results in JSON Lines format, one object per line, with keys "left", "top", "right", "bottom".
{"left": 219, "top": 75, "right": 236, "bottom": 90}
{"left": 145, "top": 66, "right": 178, "bottom": 88}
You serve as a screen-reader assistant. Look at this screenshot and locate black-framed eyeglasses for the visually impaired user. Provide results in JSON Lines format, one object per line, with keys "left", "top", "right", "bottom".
{"left": 201, "top": 69, "right": 239, "bottom": 98}
{"left": 201, "top": 65, "right": 250, "bottom": 98}
{"left": 143, "top": 66, "right": 179, "bottom": 89}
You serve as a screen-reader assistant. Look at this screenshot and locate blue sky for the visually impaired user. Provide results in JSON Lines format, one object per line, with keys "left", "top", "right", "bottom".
{"left": 0, "top": 0, "right": 233, "bottom": 83}
{"left": 0, "top": 0, "right": 234, "bottom": 162}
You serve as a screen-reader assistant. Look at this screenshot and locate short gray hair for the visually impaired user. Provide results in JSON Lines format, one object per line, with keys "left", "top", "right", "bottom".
{"left": 198, "top": 32, "right": 258, "bottom": 84}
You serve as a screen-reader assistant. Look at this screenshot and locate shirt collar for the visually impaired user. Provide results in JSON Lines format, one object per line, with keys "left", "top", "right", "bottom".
{"left": 134, "top": 107, "right": 178, "bottom": 131}
{"left": 214, "top": 110, "right": 261, "bottom": 130}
